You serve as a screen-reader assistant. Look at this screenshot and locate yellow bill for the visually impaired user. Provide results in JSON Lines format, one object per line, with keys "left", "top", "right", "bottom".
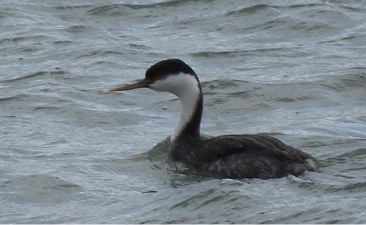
{"left": 108, "top": 80, "right": 150, "bottom": 92}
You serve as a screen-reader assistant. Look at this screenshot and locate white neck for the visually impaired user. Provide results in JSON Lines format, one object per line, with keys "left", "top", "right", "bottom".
{"left": 149, "top": 73, "right": 201, "bottom": 142}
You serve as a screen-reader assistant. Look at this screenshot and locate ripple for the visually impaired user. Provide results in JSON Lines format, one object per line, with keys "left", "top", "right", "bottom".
{"left": 87, "top": 4, "right": 129, "bottom": 17}
{"left": 321, "top": 73, "right": 366, "bottom": 93}
{"left": 1, "top": 0, "right": 366, "bottom": 224}
{"left": 0, "top": 174, "right": 82, "bottom": 203}
{"left": 225, "top": 4, "right": 277, "bottom": 16}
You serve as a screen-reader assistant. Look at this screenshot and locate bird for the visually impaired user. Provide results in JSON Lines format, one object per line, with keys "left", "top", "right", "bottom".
{"left": 109, "top": 59, "right": 320, "bottom": 179}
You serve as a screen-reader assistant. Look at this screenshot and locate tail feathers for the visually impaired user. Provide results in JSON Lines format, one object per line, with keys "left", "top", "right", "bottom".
{"left": 287, "top": 158, "right": 320, "bottom": 176}
{"left": 304, "top": 158, "right": 320, "bottom": 172}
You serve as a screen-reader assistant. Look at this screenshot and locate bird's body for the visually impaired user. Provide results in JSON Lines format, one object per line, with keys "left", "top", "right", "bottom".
{"left": 172, "top": 134, "right": 318, "bottom": 179}
{"left": 109, "top": 59, "right": 320, "bottom": 179}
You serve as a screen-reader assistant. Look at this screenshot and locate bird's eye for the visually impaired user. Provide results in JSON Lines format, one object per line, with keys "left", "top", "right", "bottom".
{"left": 153, "top": 76, "right": 159, "bottom": 81}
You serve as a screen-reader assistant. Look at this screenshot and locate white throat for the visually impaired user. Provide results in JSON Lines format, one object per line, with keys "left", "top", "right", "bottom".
{"left": 149, "top": 73, "right": 201, "bottom": 142}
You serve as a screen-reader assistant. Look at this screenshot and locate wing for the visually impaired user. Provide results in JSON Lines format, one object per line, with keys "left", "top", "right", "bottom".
{"left": 199, "top": 134, "right": 306, "bottom": 163}
{"left": 195, "top": 134, "right": 319, "bottom": 178}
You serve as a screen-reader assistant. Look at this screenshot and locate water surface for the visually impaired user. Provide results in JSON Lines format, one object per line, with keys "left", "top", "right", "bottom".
{"left": 1, "top": 0, "right": 366, "bottom": 223}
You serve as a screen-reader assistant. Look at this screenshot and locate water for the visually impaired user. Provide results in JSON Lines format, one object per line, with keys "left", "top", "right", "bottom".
{"left": 1, "top": 0, "right": 366, "bottom": 223}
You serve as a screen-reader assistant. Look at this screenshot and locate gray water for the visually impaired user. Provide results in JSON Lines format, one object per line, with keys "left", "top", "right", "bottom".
{"left": 1, "top": 0, "right": 366, "bottom": 223}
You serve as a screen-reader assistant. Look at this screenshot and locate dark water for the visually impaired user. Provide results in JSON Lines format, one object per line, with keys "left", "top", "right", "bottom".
{"left": 1, "top": 0, "right": 366, "bottom": 223}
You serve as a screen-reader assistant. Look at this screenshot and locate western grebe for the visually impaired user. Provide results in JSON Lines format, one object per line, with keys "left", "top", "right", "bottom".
{"left": 109, "top": 59, "right": 320, "bottom": 179}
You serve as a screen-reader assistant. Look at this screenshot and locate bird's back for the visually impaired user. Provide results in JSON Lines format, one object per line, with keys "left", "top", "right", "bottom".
{"left": 172, "top": 134, "right": 320, "bottom": 179}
